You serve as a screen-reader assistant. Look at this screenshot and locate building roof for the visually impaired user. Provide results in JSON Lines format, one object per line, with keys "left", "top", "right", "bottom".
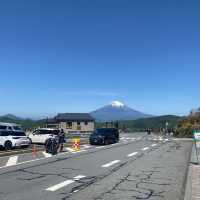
{"left": 54, "top": 113, "right": 94, "bottom": 122}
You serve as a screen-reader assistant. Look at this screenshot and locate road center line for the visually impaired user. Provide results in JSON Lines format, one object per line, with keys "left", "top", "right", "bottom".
{"left": 102, "top": 160, "right": 121, "bottom": 168}
{"left": 46, "top": 175, "right": 86, "bottom": 192}
{"left": 6, "top": 156, "right": 18, "bottom": 167}
{"left": 142, "top": 147, "right": 149, "bottom": 151}
{"left": 127, "top": 152, "right": 138, "bottom": 157}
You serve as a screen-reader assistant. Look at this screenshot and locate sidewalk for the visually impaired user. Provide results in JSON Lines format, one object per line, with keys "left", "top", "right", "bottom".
{"left": 184, "top": 144, "right": 200, "bottom": 200}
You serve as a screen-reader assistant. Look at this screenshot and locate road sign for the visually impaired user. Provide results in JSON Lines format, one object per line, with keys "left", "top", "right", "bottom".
{"left": 193, "top": 130, "right": 200, "bottom": 164}
{"left": 194, "top": 130, "right": 200, "bottom": 147}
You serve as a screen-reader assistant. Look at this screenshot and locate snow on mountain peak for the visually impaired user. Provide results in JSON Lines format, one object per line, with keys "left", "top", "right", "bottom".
{"left": 110, "top": 101, "right": 125, "bottom": 108}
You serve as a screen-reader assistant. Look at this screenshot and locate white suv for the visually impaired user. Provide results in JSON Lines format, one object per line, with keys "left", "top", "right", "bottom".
{"left": 0, "top": 123, "right": 30, "bottom": 150}
{"left": 28, "top": 128, "right": 60, "bottom": 144}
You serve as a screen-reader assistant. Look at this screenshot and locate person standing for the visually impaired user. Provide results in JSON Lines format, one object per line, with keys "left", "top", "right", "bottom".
{"left": 58, "top": 129, "right": 65, "bottom": 152}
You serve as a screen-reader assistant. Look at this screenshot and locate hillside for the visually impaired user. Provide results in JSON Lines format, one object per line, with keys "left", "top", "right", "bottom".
{"left": 0, "top": 115, "right": 45, "bottom": 129}
{"left": 96, "top": 115, "right": 182, "bottom": 131}
{"left": 175, "top": 109, "right": 200, "bottom": 138}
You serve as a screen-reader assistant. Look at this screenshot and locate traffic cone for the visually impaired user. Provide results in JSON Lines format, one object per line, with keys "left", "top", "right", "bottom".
{"left": 32, "top": 144, "right": 37, "bottom": 157}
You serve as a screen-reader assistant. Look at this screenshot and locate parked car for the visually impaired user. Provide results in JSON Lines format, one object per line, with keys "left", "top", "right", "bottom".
{"left": 90, "top": 128, "right": 119, "bottom": 145}
{"left": 28, "top": 128, "right": 60, "bottom": 144}
{"left": 0, "top": 130, "right": 31, "bottom": 150}
{"left": 0, "top": 122, "right": 24, "bottom": 132}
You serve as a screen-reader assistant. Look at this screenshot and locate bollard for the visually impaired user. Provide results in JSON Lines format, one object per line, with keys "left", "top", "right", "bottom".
{"left": 32, "top": 144, "right": 37, "bottom": 157}
{"left": 72, "top": 138, "right": 80, "bottom": 151}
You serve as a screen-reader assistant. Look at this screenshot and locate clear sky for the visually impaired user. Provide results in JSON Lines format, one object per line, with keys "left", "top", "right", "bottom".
{"left": 0, "top": 0, "right": 200, "bottom": 118}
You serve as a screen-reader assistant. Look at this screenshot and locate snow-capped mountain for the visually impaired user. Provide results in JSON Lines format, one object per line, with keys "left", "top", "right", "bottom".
{"left": 90, "top": 101, "right": 151, "bottom": 122}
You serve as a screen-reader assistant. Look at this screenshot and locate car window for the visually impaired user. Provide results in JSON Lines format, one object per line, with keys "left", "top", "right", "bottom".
{"left": 13, "top": 126, "right": 22, "bottom": 131}
{"left": 0, "top": 126, "right": 7, "bottom": 130}
{"left": 0, "top": 131, "right": 11, "bottom": 136}
{"left": 33, "top": 130, "right": 40, "bottom": 135}
{"left": 8, "top": 127, "right": 12, "bottom": 130}
{"left": 11, "top": 132, "right": 26, "bottom": 136}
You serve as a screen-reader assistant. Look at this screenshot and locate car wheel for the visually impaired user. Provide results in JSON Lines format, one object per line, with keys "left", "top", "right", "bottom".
{"left": 4, "top": 141, "right": 13, "bottom": 150}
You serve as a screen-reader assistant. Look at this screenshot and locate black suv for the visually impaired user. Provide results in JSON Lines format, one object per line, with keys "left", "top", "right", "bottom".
{"left": 90, "top": 128, "right": 119, "bottom": 145}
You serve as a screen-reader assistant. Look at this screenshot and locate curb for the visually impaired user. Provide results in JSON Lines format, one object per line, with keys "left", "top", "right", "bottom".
{"left": 184, "top": 144, "right": 200, "bottom": 200}
{"left": 0, "top": 141, "right": 89, "bottom": 158}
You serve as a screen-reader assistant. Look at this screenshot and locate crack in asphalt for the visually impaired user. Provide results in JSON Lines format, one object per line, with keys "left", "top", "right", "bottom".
{"left": 59, "top": 143, "right": 167, "bottom": 200}
{"left": 93, "top": 168, "right": 172, "bottom": 200}
{"left": 61, "top": 141, "right": 180, "bottom": 200}
{"left": 0, "top": 138, "right": 151, "bottom": 176}
{"left": 16, "top": 167, "right": 80, "bottom": 181}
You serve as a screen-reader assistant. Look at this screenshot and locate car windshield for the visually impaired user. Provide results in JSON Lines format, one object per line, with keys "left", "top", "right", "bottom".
{"left": 93, "top": 129, "right": 113, "bottom": 135}
{"left": 13, "top": 126, "right": 22, "bottom": 131}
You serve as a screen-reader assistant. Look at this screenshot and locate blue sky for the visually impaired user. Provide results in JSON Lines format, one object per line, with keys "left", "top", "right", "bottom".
{"left": 0, "top": 0, "right": 200, "bottom": 118}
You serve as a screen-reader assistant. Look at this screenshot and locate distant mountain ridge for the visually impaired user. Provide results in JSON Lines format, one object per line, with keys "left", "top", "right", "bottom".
{"left": 90, "top": 101, "right": 152, "bottom": 122}
{"left": 1, "top": 114, "right": 23, "bottom": 121}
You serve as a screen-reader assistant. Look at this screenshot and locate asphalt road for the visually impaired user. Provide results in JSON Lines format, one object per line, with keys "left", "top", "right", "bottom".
{"left": 0, "top": 133, "right": 192, "bottom": 200}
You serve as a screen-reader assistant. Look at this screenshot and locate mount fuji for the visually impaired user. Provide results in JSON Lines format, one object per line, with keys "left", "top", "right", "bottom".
{"left": 90, "top": 101, "right": 152, "bottom": 122}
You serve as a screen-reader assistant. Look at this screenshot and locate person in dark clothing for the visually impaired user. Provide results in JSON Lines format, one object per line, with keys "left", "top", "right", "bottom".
{"left": 58, "top": 129, "right": 65, "bottom": 152}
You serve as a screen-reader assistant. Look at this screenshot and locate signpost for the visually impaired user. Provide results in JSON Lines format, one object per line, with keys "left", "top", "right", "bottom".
{"left": 193, "top": 130, "right": 200, "bottom": 164}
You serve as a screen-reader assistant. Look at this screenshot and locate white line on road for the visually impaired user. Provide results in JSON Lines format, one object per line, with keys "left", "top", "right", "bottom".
{"left": 6, "top": 156, "right": 18, "bottom": 167}
{"left": 82, "top": 145, "right": 91, "bottom": 149}
{"left": 72, "top": 150, "right": 86, "bottom": 154}
{"left": 42, "top": 151, "right": 52, "bottom": 158}
{"left": 66, "top": 147, "right": 76, "bottom": 152}
{"left": 151, "top": 144, "right": 157, "bottom": 147}
{"left": 142, "top": 147, "right": 149, "bottom": 151}
{"left": 102, "top": 160, "right": 121, "bottom": 168}
{"left": 96, "top": 146, "right": 105, "bottom": 149}
{"left": 127, "top": 152, "right": 138, "bottom": 157}
{"left": 46, "top": 175, "right": 86, "bottom": 192}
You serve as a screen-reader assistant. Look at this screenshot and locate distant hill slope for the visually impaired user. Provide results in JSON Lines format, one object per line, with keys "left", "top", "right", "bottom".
{"left": 96, "top": 115, "right": 182, "bottom": 131}
{"left": 91, "top": 101, "right": 151, "bottom": 122}
{"left": 0, "top": 115, "right": 45, "bottom": 129}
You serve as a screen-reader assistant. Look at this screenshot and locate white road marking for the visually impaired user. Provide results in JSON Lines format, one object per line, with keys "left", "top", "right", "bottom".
{"left": 142, "top": 147, "right": 149, "bottom": 151}
{"left": 102, "top": 160, "right": 121, "bottom": 168}
{"left": 82, "top": 145, "right": 91, "bottom": 149}
{"left": 46, "top": 175, "right": 86, "bottom": 192}
{"left": 96, "top": 146, "right": 105, "bottom": 149}
{"left": 66, "top": 147, "right": 76, "bottom": 152}
{"left": 151, "top": 144, "right": 157, "bottom": 147}
{"left": 72, "top": 150, "right": 86, "bottom": 154}
{"left": 127, "top": 152, "right": 138, "bottom": 157}
{"left": 0, "top": 150, "right": 71, "bottom": 170}
{"left": 42, "top": 151, "right": 52, "bottom": 158}
{"left": 6, "top": 156, "right": 18, "bottom": 167}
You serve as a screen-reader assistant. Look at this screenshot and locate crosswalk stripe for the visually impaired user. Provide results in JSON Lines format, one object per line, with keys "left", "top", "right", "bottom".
{"left": 6, "top": 156, "right": 18, "bottom": 167}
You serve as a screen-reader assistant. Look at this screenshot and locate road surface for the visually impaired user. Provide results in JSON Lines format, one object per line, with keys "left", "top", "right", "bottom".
{"left": 0, "top": 133, "right": 192, "bottom": 200}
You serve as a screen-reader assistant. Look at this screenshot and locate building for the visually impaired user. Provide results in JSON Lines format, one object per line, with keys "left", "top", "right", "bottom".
{"left": 46, "top": 113, "right": 95, "bottom": 134}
